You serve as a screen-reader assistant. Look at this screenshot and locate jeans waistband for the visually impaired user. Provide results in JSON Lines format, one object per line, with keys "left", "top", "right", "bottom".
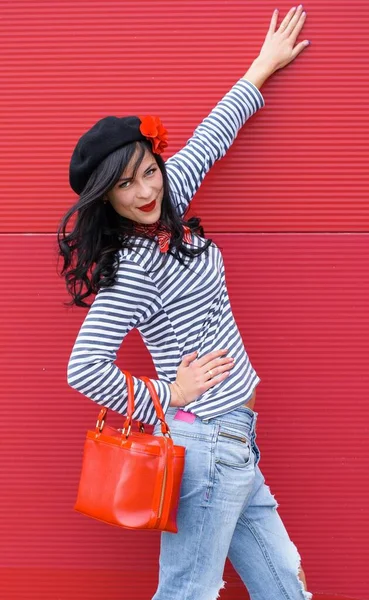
{"left": 199, "top": 404, "right": 258, "bottom": 437}
{"left": 166, "top": 404, "right": 257, "bottom": 433}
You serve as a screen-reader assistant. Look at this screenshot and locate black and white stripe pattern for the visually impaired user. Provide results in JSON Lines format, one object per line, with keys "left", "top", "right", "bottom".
{"left": 67, "top": 78, "right": 265, "bottom": 424}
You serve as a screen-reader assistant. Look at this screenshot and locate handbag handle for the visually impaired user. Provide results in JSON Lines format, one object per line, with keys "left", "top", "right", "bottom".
{"left": 138, "top": 375, "right": 171, "bottom": 436}
{"left": 95, "top": 370, "right": 171, "bottom": 438}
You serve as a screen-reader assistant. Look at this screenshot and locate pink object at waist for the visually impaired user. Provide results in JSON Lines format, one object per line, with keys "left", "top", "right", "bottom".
{"left": 173, "top": 409, "right": 196, "bottom": 423}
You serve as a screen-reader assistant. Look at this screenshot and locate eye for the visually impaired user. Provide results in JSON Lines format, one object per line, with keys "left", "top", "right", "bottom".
{"left": 118, "top": 168, "right": 157, "bottom": 189}
{"left": 118, "top": 180, "right": 131, "bottom": 189}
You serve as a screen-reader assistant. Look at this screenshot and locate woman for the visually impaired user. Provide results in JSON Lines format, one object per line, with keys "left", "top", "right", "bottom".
{"left": 59, "top": 6, "right": 312, "bottom": 599}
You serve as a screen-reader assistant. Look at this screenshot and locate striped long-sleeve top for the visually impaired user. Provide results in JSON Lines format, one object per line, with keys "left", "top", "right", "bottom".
{"left": 67, "top": 77, "right": 265, "bottom": 425}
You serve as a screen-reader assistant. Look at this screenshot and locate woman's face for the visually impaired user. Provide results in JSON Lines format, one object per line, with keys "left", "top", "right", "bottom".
{"left": 105, "top": 147, "right": 164, "bottom": 224}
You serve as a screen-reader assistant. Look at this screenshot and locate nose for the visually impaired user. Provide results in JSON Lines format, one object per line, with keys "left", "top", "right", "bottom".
{"left": 136, "top": 179, "right": 152, "bottom": 199}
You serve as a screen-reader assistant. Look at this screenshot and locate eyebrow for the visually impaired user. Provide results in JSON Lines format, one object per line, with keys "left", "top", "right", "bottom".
{"left": 118, "top": 162, "right": 157, "bottom": 182}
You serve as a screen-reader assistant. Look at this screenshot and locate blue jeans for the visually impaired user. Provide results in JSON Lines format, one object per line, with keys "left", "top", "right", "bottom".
{"left": 152, "top": 405, "right": 313, "bottom": 600}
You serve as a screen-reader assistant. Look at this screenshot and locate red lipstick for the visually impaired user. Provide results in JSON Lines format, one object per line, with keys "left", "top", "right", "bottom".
{"left": 138, "top": 199, "right": 156, "bottom": 212}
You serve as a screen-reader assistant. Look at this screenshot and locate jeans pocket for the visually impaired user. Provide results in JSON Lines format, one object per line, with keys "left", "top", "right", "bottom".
{"left": 215, "top": 426, "right": 253, "bottom": 469}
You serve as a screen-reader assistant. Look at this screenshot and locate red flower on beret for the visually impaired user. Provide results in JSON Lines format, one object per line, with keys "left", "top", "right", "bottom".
{"left": 139, "top": 115, "right": 168, "bottom": 154}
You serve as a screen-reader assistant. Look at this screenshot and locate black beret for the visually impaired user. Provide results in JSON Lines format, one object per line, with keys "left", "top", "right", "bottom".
{"left": 69, "top": 115, "right": 147, "bottom": 195}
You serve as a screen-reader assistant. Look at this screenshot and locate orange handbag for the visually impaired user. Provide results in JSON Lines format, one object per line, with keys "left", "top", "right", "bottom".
{"left": 74, "top": 370, "right": 186, "bottom": 533}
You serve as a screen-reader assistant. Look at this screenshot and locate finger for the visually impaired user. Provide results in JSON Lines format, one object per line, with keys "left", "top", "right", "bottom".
{"left": 290, "top": 40, "right": 310, "bottom": 61}
{"left": 198, "top": 354, "right": 223, "bottom": 371}
{"left": 196, "top": 349, "right": 228, "bottom": 368}
{"left": 267, "top": 8, "right": 279, "bottom": 36}
{"left": 279, "top": 6, "right": 297, "bottom": 33}
{"left": 182, "top": 350, "right": 198, "bottom": 366}
{"left": 203, "top": 356, "right": 234, "bottom": 377}
{"left": 288, "top": 12, "right": 307, "bottom": 47}
{"left": 284, "top": 6, "right": 305, "bottom": 37}
{"left": 204, "top": 371, "right": 230, "bottom": 390}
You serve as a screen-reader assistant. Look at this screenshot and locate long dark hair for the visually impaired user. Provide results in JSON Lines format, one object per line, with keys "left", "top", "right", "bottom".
{"left": 57, "top": 140, "right": 213, "bottom": 308}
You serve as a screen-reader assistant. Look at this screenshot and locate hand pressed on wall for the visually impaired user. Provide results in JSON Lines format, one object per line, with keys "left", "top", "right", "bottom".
{"left": 257, "top": 6, "right": 310, "bottom": 75}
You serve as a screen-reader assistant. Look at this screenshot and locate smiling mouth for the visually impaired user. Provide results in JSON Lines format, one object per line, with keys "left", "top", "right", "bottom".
{"left": 138, "top": 199, "right": 156, "bottom": 212}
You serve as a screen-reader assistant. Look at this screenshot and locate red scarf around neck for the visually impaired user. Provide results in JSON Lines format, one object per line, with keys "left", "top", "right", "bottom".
{"left": 133, "top": 220, "right": 192, "bottom": 253}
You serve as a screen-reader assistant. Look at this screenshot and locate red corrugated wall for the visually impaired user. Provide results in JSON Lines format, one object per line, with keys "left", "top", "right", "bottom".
{"left": 1, "top": 2, "right": 368, "bottom": 599}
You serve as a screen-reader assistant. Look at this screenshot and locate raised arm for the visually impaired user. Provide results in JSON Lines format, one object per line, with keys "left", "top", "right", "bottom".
{"left": 166, "top": 2, "right": 311, "bottom": 217}
{"left": 67, "top": 256, "right": 171, "bottom": 425}
{"left": 165, "top": 77, "right": 266, "bottom": 217}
